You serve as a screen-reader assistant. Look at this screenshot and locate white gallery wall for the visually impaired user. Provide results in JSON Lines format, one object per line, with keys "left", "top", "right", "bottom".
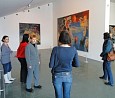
{"left": 53, "top": 0, "right": 110, "bottom": 61}
{"left": 0, "top": 0, "right": 111, "bottom": 61}
{"left": 0, "top": 3, "right": 53, "bottom": 51}
{"left": 110, "top": 2, "right": 115, "bottom": 25}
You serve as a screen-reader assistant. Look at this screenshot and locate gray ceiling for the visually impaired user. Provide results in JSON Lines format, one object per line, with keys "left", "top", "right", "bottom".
{"left": 0, "top": 0, "right": 115, "bottom": 18}
{"left": 0, "top": 0, "right": 55, "bottom": 17}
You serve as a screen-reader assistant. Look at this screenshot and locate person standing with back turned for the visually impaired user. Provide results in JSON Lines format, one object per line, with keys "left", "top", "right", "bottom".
{"left": 49, "top": 31, "right": 80, "bottom": 98}
{"left": 16, "top": 34, "right": 29, "bottom": 83}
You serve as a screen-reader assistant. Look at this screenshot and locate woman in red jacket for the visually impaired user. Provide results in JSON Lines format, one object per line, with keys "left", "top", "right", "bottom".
{"left": 16, "top": 34, "right": 29, "bottom": 83}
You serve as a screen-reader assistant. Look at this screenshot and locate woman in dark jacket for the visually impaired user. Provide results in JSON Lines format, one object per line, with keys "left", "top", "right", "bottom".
{"left": 100, "top": 32, "right": 114, "bottom": 86}
{"left": 16, "top": 34, "right": 29, "bottom": 83}
{"left": 49, "top": 31, "right": 80, "bottom": 98}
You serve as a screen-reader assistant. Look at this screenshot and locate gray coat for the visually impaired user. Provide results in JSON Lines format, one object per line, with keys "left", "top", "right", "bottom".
{"left": 25, "top": 43, "right": 39, "bottom": 67}
{"left": 1, "top": 43, "right": 12, "bottom": 64}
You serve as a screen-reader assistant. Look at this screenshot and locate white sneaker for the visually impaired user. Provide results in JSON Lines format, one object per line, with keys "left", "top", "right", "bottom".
{"left": 9, "top": 78, "right": 16, "bottom": 81}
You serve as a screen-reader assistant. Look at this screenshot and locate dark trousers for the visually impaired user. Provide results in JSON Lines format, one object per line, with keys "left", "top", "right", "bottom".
{"left": 18, "top": 58, "right": 27, "bottom": 83}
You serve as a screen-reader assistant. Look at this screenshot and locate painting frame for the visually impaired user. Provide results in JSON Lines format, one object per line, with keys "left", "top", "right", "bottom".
{"left": 19, "top": 23, "right": 40, "bottom": 45}
{"left": 57, "top": 10, "right": 89, "bottom": 52}
{"left": 109, "top": 25, "right": 115, "bottom": 43}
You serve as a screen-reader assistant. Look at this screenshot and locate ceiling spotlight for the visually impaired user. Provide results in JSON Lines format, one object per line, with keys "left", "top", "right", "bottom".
{"left": 28, "top": 4, "right": 31, "bottom": 7}
{"left": 28, "top": 10, "right": 30, "bottom": 12}
{"left": 48, "top": 4, "right": 49, "bottom": 6}
{"left": 4, "top": 17, "right": 5, "bottom": 19}
{"left": 16, "top": 13, "right": 18, "bottom": 15}
{"left": 38, "top": 7, "right": 40, "bottom": 9}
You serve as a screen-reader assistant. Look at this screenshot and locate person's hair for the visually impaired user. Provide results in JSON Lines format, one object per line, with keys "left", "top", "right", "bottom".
{"left": 21, "top": 34, "right": 29, "bottom": 43}
{"left": 1, "top": 35, "right": 9, "bottom": 42}
{"left": 104, "top": 32, "right": 110, "bottom": 39}
{"left": 30, "top": 34, "right": 37, "bottom": 39}
{"left": 59, "top": 31, "right": 71, "bottom": 44}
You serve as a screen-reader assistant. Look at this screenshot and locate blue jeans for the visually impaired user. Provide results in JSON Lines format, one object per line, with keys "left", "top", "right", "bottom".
{"left": 2, "top": 62, "right": 12, "bottom": 74}
{"left": 103, "top": 61, "right": 113, "bottom": 84}
{"left": 52, "top": 72, "right": 72, "bottom": 98}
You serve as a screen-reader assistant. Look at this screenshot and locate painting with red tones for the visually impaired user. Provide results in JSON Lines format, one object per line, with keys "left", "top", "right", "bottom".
{"left": 58, "top": 10, "right": 89, "bottom": 52}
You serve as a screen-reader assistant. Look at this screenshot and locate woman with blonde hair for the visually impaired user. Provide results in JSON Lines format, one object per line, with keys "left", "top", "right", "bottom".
{"left": 25, "top": 34, "right": 42, "bottom": 92}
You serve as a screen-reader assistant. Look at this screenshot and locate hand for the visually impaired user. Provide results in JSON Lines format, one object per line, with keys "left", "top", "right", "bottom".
{"left": 11, "top": 51, "right": 13, "bottom": 53}
{"left": 100, "top": 53, "right": 103, "bottom": 57}
{"left": 28, "top": 66, "right": 32, "bottom": 69}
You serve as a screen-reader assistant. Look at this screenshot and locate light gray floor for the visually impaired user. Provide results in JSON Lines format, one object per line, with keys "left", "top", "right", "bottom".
{"left": 1, "top": 49, "right": 115, "bottom": 98}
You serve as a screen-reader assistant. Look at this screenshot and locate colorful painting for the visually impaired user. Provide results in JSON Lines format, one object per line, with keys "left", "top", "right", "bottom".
{"left": 58, "top": 10, "right": 89, "bottom": 52}
{"left": 19, "top": 23, "right": 40, "bottom": 44}
{"left": 109, "top": 25, "right": 115, "bottom": 43}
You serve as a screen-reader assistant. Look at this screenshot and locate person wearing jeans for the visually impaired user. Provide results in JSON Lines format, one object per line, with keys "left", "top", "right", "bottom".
{"left": 49, "top": 31, "right": 80, "bottom": 98}
{"left": 1, "top": 35, "right": 15, "bottom": 84}
{"left": 100, "top": 32, "right": 114, "bottom": 86}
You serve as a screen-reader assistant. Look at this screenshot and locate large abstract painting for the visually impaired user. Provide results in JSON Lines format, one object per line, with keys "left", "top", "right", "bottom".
{"left": 19, "top": 23, "right": 40, "bottom": 44}
{"left": 58, "top": 10, "right": 89, "bottom": 52}
{"left": 109, "top": 25, "right": 115, "bottom": 43}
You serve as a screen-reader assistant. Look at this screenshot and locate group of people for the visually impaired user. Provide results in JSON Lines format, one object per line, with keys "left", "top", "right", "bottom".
{"left": 0, "top": 31, "right": 114, "bottom": 98}
{"left": 0, "top": 34, "right": 42, "bottom": 92}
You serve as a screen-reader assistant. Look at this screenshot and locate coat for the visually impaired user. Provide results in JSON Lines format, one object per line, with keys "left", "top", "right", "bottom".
{"left": 16, "top": 42, "right": 28, "bottom": 58}
{"left": 100, "top": 39, "right": 113, "bottom": 60}
{"left": 1, "top": 43, "right": 12, "bottom": 64}
{"left": 25, "top": 43, "right": 39, "bottom": 67}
